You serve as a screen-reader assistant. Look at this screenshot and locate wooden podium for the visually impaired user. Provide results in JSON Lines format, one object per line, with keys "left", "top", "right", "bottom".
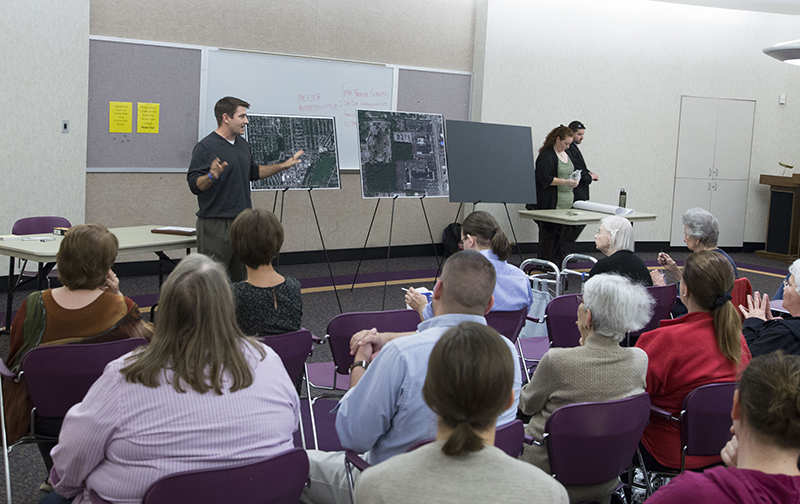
{"left": 755, "top": 173, "right": 800, "bottom": 262}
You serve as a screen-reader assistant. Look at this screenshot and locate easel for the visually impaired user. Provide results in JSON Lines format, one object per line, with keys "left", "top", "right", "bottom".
{"left": 351, "top": 196, "right": 442, "bottom": 310}
{"left": 270, "top": 188, "right": 343, "bottom": 314}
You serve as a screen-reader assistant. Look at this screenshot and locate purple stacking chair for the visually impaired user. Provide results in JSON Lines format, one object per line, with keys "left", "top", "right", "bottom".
{"left": 0, "top": 338, "right": 149, "bottom": 451}
{"left": 86, "top": 448, "right": 309, "bottom": 504}
{"left": 527, "top": 393, "right": 651, "bottom": 503}
{"left": 11, "top": 216, "right": 72, "bottom": 289}
{"left": 256, "top": 329, "right": 314, "bottom": 449}
{"left": 648, "top": 382, "right": 736, "bottom": 474}
{"left": 344, "top": 420, "right": 527, "bottom": 504}
{"left": 485, "top": 308, "right": 528, "bottom": 345}
{"left": 306, "top": 309, "right": 421, "bottom": 392}
{"left": 545, "top": 294, "right": 582, "bottom": 349}
{"left": 624, "top": 284, "right": 677, "bottom": 347}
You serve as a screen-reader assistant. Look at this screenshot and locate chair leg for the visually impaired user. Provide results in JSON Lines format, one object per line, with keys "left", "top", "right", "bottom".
{"left": 345, "top": 459, "right": 356, "bottom": 504}
{"left": 305, "top": 363, "right": 319, "bottom": 450}
{"left": 636, "top": 448, "right": 653, "bottom": 497}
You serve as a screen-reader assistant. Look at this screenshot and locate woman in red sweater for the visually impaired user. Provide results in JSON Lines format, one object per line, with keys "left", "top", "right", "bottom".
{"left": 636, "top": 250, "right": 751, "bottom": 470}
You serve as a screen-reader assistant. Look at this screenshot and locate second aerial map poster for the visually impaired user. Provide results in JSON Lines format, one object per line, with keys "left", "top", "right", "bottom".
{"left": 246, "top": 114, "right": 341, "bottom": 191}
{"left": 357, "top": 110, "right": 448, "bottom": 199}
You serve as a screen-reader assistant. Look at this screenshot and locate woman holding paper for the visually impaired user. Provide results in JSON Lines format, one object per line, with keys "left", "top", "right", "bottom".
{"left": 531, "top": 125, "right": 580, "bottom": 265}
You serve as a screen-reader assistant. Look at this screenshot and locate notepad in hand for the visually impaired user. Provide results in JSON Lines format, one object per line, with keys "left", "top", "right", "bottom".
{"left": 151, "top": 227, "right": 197, "bottom": 236}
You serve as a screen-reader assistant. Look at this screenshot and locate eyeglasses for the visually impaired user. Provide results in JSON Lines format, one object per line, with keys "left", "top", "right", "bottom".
{"left": 576, "top": 294, "right": 584, "bottom": 306}
{"left": 458, "top": 235, "right": 468, "bottom": 250}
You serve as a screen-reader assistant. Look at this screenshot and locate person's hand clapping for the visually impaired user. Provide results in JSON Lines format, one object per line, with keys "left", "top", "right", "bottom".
{"left": 739, "top": 292, "right": 773, "bottom": 321}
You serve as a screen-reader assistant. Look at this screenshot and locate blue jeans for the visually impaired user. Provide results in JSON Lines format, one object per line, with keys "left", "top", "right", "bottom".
{"left": 38, "top": 492, "right": 73, "bottom": 504}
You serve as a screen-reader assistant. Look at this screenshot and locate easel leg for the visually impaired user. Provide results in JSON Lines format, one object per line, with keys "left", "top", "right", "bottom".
{"left": 276, "top": 188, "right": 288, "bottom": 268}
{"left": 503, "top": 202, "right": 524, "bottom": 264}
{"left": 382, "top": 196, "right": 398, "bottom": 310}
{"left": 419, "top": 196, "right": 442, "bottom": 272}
{"left": 307, "top": 189, "right": 343, "bottom": 313}
{"left": 351, "top": 198, "right": 381, "bottom": 291}
{"left": 272, "top": 191, "right": 279, "bottom": 213}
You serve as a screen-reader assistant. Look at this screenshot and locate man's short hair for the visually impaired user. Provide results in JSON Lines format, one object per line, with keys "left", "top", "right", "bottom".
{"left": 439, "top": 251, "right": 496, "bottom": 312}
{"left": 214, "top": 97, "right": 250, "bottom": 126}
{"left": 230, "top": 208, "right": 284, "bottom": 269}
{"left": 568, "top": 120, "right": 586, "bottom": 132}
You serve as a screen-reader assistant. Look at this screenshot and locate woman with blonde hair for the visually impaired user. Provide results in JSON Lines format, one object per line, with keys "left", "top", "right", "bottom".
{"left": 589, "top": 215, "right": 652, "bottom": 286}
{"left": 636, "top": 250, "right": 751, "bottom": 471}
{"left": 354, "top": 322, "right": 567, "bottom": 504}
{"left": 406, "top": 210, "right": 532, "bottom": 321}
{"left": 43, "top": 254, "right": 299, "bottom": 504}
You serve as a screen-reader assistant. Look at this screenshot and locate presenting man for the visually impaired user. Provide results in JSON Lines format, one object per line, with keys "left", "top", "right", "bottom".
{"left": 564, "top": 120, "right": 599, "bottom": 242}
{"left": 565, "top": 120, "right": 598, "bottom": 202}
{"left": 301, "top": 250, "right": 522, "bottom": 504}
{"left": 187, "top": 96, "right": 303, "bottom": 281}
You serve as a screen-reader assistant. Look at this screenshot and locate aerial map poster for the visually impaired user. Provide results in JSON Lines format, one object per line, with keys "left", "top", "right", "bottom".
{"left": 246, "top": 114, "right": 341, "bottom": 191}
{"left": 357, "top": 110, "right": 448, "bottom": 199}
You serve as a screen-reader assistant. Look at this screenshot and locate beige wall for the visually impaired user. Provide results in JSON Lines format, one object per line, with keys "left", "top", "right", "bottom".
{"left": 1, "top": 0, "right": 89, "bottom": 275}
{"left": 87, "top": 0, "right": 476, "bottom": 256}
{"left": 472, "top": 0, "right": 800, "bottom": 245}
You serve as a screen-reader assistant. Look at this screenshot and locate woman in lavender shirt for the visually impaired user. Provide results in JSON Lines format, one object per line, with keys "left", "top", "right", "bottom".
{"left": 41, "top": 254, "right": 300, "bottom": 504}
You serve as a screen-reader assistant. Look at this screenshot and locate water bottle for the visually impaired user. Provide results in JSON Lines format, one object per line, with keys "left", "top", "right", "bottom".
{"left": 618, "top": 188, "right": 627, "bottom": 208}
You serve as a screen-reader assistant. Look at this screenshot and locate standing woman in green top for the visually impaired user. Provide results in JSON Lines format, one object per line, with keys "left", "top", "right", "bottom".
{"left": 530, "top": 125, "right": 580, "bottom": 265}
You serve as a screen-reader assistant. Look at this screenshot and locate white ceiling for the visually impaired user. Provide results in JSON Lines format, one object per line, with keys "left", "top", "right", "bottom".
{"left": 653, "top": 0, "right": 800, "bottom": 15}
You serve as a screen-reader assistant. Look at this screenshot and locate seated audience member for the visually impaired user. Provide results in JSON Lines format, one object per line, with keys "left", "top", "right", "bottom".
{"left": 354, "top": 322, "right": 568, "bottom": 504}
{"left": 42, "top": 254, "right": 299, "bottom": 504}
{"left": 588, "top": 215, "right": 652, "bottom": 286}
{"left": 645, "top": 351, "right": 800, "bottom": 503}
{"left": 3, "top": 223, "right": 150, "bottom": 477}
{"left": 652, "top": 207, "right": 738, "bottom": 286}
{"left": 302, "top": 250, "right": 522, "bottom": 504}
{"left": 405, "top": 210, "right": 532, "bottom": 321}
{"left": 636, "top": 250, "right": 751, "bottom": 471}
{"left": 520, "top": 273, "right": 653, "bottom": 504}
{"left": 739, "top": 259, "right": 800, "bottom": 357}
{"left": 230, "top": 208, "right": 302, "bottom": 335}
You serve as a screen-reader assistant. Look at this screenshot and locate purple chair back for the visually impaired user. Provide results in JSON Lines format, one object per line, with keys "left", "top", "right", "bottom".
{"left": 544, "top": 393, "right": 651, "bottom": 485}
{"left": 494, "top": 419, "right": 525, "bottom": 458}
{"left": 257, "top": 329, "right": 313, "bottom": 384}
{"left": 626, "top": 284, "right": 677, "bottom": 346}
{"left": 485, "top": 308, "right": 528, "bottom": 344}
{"left": 327, "top": 309, "right": 420, "bottom": 375}
{"left": 545, "top": 294, "right": 581, "bottom": 348}
{"left": 22, "top": 338, "right": 148, "bottom": 418}
{"left": 681, "top": 382, "right": 736, "bottom": 458}
{"left": 12, "top": 216, "right": 71, "bottom": 235}
{"left": 142, "top": 448, "right": 309, "bottom": 504}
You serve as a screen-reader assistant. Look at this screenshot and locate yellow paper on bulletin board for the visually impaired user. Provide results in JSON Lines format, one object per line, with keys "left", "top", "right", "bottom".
{"left": 109, "top": 102, "right": 133, "bottom": 133}
{"left": 137, "top": 102, "right": 160, "bottom": 134}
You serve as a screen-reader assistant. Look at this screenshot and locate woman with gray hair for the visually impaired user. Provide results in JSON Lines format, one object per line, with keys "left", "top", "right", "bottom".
{"left": 588, "top": 216, "right": 652, "bottom": 286}
{"left": 519, "top": 273, "right": 653, "bottom": 504}
{"left": 739, "top": 258, "right": 800, "bottom": 357}
{"left": 652, "top": 207, "right": 738, "bottom": 286}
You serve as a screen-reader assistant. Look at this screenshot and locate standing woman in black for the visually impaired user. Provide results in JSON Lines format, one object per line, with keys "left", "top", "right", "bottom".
{"left": 530, "top": 125, "right": 579, "bottom": 265}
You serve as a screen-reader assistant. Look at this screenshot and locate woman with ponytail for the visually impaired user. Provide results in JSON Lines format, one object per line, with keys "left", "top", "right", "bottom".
{"left": 353, "top": 322, "right": 568, "bottom": 504}
{"left": 646, "top": 351, "right": 800, "bottom": 503}
{"left": 636, "top": 250, "right": 752, "bottom": 470}
{"left": 405, "top": 211, "right": 533, "bottom": 321}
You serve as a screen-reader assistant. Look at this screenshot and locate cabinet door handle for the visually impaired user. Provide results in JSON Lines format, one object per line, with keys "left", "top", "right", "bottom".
{"left": 714, "top": 168, "right": 718, "bottom": 177}
{"left": 712, "top": 183, "right": 717, "bottom": 191}
{"left": 708, "top": 182, "right": 711, "bottom": 191}
{"left": 708, "top": 168, "right": 712, "bottom": 177}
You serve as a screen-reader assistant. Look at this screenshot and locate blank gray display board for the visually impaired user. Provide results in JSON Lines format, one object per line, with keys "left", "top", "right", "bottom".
{"left": 446, "top": 120, "right": 536, "bottom": 204}
{"left": 205, "top": 50, "right": 393, "bottom": 170}
{"left": 397, "top": 69, "right": 471, "bottom": 121}
{"left": 87, "top": 40, "right": 202, "bottom": 171}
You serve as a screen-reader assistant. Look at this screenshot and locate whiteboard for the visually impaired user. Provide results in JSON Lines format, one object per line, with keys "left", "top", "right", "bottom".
{"left": 205, "top": 50, "right": 394, "bottom": 170}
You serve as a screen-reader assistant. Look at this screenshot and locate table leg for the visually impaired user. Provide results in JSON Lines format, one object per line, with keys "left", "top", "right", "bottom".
{"left": 4, "top": 257, "right": 14, "bottom": 333}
